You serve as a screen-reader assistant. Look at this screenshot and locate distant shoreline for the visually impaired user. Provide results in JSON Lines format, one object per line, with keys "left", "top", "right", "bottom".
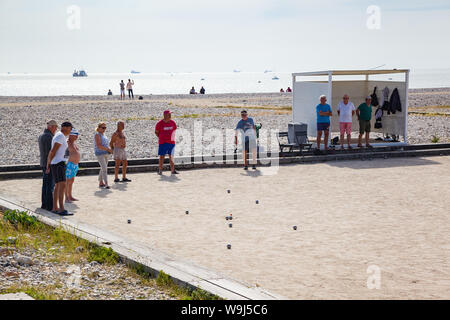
{"left": 1, "top": 87, "right": 450, "bottom": 99}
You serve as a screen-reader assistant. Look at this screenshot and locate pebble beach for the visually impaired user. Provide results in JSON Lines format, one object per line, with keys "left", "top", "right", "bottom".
{"left": 0, "top": 89, "right": 449, "bottom": 165}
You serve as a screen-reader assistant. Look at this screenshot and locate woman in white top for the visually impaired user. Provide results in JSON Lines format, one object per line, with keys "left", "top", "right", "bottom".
{"left": 126, "top": 79, "right": 134, "bottom": 99}
{"left": 94, "top": 122, "right": 113, "bottom": 189}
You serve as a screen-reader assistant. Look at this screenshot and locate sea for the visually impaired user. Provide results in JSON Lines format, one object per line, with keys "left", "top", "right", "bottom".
{"left": 1, "top": 69, "right": 449, "bottom": 96}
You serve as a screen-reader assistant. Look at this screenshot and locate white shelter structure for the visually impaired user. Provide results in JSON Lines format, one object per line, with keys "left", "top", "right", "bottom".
{"left": 292, "top": 69, "right": 410, "bottom": 144}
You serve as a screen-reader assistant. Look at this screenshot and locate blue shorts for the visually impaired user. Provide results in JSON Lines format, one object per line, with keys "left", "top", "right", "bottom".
{"left": 158, "top": 143, "right": 175, "bottom": 156}
{"left": 66, "top": 161, "right": 79, "bottom": 179}
{"left": 317, "top": 122, "right": 330, "bottom": 131}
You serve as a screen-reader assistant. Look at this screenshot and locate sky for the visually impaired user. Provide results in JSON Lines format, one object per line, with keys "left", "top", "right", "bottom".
{"left": 1, "top": 0, "right": 450, "bottom": 73}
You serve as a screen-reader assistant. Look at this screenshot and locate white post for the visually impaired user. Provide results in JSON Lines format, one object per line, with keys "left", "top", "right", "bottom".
{"left": 328, "top": 72, "right": 333, "bottom": 146}
{"left": 404, "top": 70, "right": 409, "bottom": 144}
{"left": 292, "top": 74, "right": 295, "bottom": 123}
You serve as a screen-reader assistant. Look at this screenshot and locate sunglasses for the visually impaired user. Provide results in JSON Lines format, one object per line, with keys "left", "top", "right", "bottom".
{"left": 100, "top": 127, "right": 106, "bottom": 129}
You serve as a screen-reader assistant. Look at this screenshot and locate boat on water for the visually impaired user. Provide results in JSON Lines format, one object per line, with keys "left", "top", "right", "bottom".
{"left": 233, "top": 69, "right": 241, "bottom": 73}
{"left": 73, "top": 70, "right": 87, "bottom": 77}
{"left": 131, "top": 70, "right": 141, "bottom": 74}
{"left": 272, "top": 76, "right": 279, "bottom": 80}
{"left": 264, "top": 70, "right": 272, "bottom": 73}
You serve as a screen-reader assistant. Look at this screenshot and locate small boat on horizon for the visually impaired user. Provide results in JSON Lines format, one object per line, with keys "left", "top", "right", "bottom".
{"left": 272, "top": 76, "right": 279, "bottom": 80}
{"left": 131, "top": 70, "right": 141, "bottom": 74}
{"left": 233, "top": 69, "right": 241, "bottom": 73}
{"left": 73, "top": 69, "right": 87, "bottom": 77}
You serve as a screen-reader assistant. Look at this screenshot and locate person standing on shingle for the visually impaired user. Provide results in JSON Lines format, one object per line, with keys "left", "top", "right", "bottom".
{"left": 38, "top": 120, "right": 58, "bottom": 211}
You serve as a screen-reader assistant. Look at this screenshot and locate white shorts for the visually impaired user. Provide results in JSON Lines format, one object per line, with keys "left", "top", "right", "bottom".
{"left": 113, "top": 147, "right": 127, "bottom": 161}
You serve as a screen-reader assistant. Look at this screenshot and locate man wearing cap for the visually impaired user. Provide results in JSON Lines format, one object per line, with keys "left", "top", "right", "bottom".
{"left": 38, "top": 120, "right": 58, "bottom": 211}
{"left": 356, "top": 96, "right": 373, "bottom": 148}
{"left": 65, "top": 129, "right": 80, "bottom": 203}
{"left": 155, "top": 110, "right": 178, "bottom": 175}
{"left": 46, "top": 122, "right": 73, "bottom": 216}
{"left": 235, "top": 110, "right": 257, "bottom": 170}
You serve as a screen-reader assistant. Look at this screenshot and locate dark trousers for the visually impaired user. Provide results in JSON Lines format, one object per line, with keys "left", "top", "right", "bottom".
{"left": 128, "top": 89, "right": 134, "bottom": 98}
{"left": 41, "top": 168, "right": 54, "bottom": 210}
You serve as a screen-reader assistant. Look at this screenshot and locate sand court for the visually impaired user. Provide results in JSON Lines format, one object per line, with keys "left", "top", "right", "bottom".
{"left": 0, "top": 156, "right": 449, "bottom": 299}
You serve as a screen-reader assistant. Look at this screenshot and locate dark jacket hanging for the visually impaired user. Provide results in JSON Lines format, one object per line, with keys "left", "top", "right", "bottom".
{"left": 370, "top": 86, "right": 379, "bottom": 107}
{"left": 388, "top": 88, "right": 402, "bottom": 114}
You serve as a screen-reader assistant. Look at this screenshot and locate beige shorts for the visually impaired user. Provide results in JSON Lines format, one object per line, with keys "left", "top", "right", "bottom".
{"left": 113, "top": 147, "right": 127, "bottom": 161}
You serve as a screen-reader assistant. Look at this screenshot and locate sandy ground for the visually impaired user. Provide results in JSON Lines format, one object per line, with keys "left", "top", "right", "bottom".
{"left": 0, "top": 157, "right": 449, "bottom": 299}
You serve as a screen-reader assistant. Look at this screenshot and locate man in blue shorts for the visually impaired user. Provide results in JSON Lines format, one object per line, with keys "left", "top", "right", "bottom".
{"left": 65, "top": 129, "right": 80, "bottom": 203}
{"left": 155, "top": 110, "right": 178, "bottom": 175}
{"left": 316, "top": 95, "right": 332, "bottom": 151}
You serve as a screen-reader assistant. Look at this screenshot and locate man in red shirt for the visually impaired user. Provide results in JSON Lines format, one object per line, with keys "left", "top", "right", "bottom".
{"left": 155, "top": 110, "right": 178, "bottom": 175}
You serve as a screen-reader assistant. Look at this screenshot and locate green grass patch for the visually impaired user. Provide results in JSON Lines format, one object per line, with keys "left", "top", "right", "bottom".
{"left": 431, "top": 135, "right": 440, "bottom": 143}
{"left": 408, "top": 111, "right": 450, "bottom": 117}
{"left": 2, "top": 209, "right": 39, "bottom": 228}
{"left": 1, "top": 285, "right": 59, "bottom": 300}
{"left": 156, "top": 270, "right": 221, "bottom": 300}
{"left": 87, "top": 244, "right": 120, "bottom": 264}
{"left": 177, "top": 113, "right": 201, "bottom": 118}
{"left": 213, "top": 105, "right": 292, "bottom": 111}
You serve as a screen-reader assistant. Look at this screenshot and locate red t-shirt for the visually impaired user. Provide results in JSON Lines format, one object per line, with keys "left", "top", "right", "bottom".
{"left": 155, "top": 120, "right": 177, "bottom": 144}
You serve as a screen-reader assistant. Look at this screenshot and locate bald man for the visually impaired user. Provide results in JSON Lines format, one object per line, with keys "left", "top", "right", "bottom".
{"left": 110, "top": 121, "right": 131, "bottom": 182}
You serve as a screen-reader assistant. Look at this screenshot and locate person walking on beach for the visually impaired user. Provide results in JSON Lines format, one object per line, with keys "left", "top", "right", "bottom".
{"left": 155, "top": 110, "right": 178, "bottom": 175}
{"left": 38, "top": 120, "right": 58, "bottom": 211}
{"left": 337, "top": 94, "right": 355, "bottom": 149}
{"left": 119, "top": 80, "right": 125, "bottom": 100}
{"left": 127, "top": 79, "right": 134, "bottom": 99}
{"left": 235, "top": 110, "right": 257, "bottom": 170}
{"left": 110, "top": 120, "right": 131, "bottom": 182}
{"left": 46, "top": 122, "right": 73, "bottom": 216}
{"left": 316, "top": 95, "right": 332, "bottom": 151}
{"left": 65, "top": 129, "right": 80, "bottom": 203}
{"left": 356, "top": 96, "right": 373, "bottom": 148}
{"left": 94, "top": 122, "right": 113, "bottom": 188}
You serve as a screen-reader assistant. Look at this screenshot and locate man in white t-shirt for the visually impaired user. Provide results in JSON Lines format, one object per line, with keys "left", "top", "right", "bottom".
{"left": 336, "top": 94, "right": 356, "bottom": 149}
{"left": 46, "top": 122, "right": 73, "bottom": 216}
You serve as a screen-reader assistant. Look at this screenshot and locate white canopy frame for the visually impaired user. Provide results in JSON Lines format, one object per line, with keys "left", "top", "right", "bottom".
{"left": 292, "top": 69, "right": 410, "bottom": 144}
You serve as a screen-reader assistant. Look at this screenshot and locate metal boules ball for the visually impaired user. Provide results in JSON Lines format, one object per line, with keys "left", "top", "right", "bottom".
{"left": 225, "top": 216, "right": 229, "bottom": 221}
{"left": 229, "top": 223, "right": 232, "bottom": 228}
{"left": 186, "top": 211, "right": 189, "bottom": 215}
{"left": 127, "top": 219, "right": 131, "bottom": 224}
{"left": 227, "top": 244, "right": 231, "bottom": 249}
{"left": 256, "top": 200, "right": 259, "bottom": 204}
{"left": 227, "top": 190, "right": 231, "bottom": 193}
{"left": 293, "top": 226, "right": 297, "bottom": 230}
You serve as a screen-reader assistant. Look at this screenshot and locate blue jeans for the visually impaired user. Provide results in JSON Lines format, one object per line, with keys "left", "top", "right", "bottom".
{"left": 41, "top": 168, "right": 54, "bottom": 210}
